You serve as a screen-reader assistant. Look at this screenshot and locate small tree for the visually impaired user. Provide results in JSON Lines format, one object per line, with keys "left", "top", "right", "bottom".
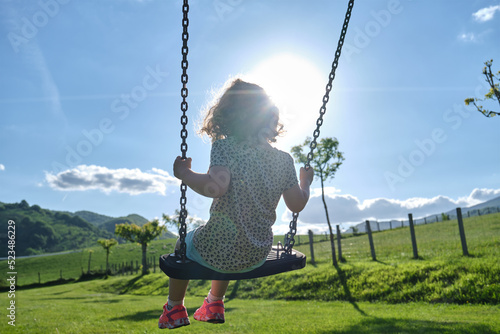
{"left": 291, "top": 137, "right": 345, "bottom": 266}
{"left": 465, "top": 59, "right": 500, "bottom": 118}
{"left": 115, "top": 220, "right": 165, "bottom": 275}
{"left": 162, "top": 209, "right": 204, "bottom": 235}
{"left": 162, "top": 210, "right": 182, "bottom": 235}
{"left": 97, "top": 238, "right": 118, "bottom": 276}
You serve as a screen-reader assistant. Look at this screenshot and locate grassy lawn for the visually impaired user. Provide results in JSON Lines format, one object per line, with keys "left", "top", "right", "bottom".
{"left": 1, "top": 278, "right": 499, "bottom": 334}
{"left": 0, "top": 213, "right": 498, "bottom": 332}
{"left": 2, "top": 213, "right": 498, "bottom": 288}
{"left": 0, "top": 240, "right": 177, "bottom": 287}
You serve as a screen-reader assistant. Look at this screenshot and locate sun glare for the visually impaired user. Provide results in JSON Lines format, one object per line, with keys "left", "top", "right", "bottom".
{"left": 245, "top": 53, "right": 326, "bottom": 148}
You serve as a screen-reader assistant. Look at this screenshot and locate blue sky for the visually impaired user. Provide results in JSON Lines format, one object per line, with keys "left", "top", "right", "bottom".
{"left": 1, "top": 0, "right": 499, "bottom": 234}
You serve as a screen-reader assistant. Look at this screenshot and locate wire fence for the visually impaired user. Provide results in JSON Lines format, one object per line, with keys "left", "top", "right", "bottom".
{"left": 316, "top": 206, "right": 500, "bottom": 263}
{"left": 3, "top": 206, "right": 498, "bottom": 288}
{"left": 348, "top": 206, "right": 500, "bottom": 234}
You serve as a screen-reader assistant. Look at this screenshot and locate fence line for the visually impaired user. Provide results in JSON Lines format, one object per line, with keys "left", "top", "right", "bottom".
{"left": 8, "top": 206, "right": 498, "bottom": 287}
{"left": 348, "top": 205, "right": 500, "bottom": 234}
{"left": 29, "top": 256, "right": 160, "bottom": 286}
{"left": 338, "top": 206, "right": 496, "bottom": 263}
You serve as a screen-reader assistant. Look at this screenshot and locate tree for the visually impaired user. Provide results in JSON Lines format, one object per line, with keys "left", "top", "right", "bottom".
{"left": 291, "top": 137, "right": 345, "bottom": 266}
{"left": 162, "top": 209, "right": 204, "bottom": 235}
{"left": 97, "top": 238, "right": 118, "bottom": 276}
{"left": 465, "top": 59, "right": 500, "bottom": 118}
{"left": 162, "top": 210, "right": 182, "bottom": 235}
{"left": 115, "top": 220, "right": 165, "bottom": 275}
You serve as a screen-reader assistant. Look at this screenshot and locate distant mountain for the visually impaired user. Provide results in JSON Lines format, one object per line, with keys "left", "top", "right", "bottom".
{"left": 345, "top": 195, "right": 500, "bottom": 234}
{"left": 72, "top": 210, "right": 114, "bottom": 226}
{"left": 0, "top": 200, "right": 114, "bottom": 256}
{"left": 98, "top": 214, "right": 149, "bottom": 234}
{"left": 445, "top": 195, "right": 500, "bottom": 217}
{"left": 0, "top": 200, "right": 175, "bottom": 256}
{"left": 74, "top": 211, "right": 176, "bottom": 239}
{"left": 464, "top": 196, "right": 500, "bottom": 212}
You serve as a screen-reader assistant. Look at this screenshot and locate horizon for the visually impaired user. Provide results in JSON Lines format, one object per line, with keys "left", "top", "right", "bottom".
{"left": 2, "top": 192, "right": 499, "bottom": 236}
{"left": 1, "top": 0, "right": 499, "bottom": 235}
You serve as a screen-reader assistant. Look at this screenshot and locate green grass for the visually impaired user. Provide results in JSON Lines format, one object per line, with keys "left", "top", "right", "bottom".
{"left": 88, "top": 256, "right": 499, "bottom": 304}
{"left": 0, "top": 239, "right": 178, "bottom": 287}
{"left": 0, "top": 214, "right": 498, "bottom": 333}
{"left": 1, "top": 213, "right": 499, "bottom": 304}
{"left": 1, "top": 278, "right": 499, "bottom": 334}
{"left": 2, "top": 213, "right": 498, "bottom": 287}
{"left": 342, "top": 213, "right": 500, "bottom": 261}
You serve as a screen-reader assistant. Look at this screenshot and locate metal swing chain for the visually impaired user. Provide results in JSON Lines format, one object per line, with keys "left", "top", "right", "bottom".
{"left": 284, "top": 0, "right": 354, "bottom": 255}
{"left": 177, "top": 0, "right": 189, "bottom": 261}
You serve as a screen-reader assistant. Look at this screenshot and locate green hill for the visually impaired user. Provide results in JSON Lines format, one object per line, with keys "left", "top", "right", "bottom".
{"left": 0, "top": 200, "right": 175, "bottom": 256}
{"left": 1, "top": 212, "right": 498, "bottom": 306}
{"left": 72, "top": 210, "right": 114, "bottom": 226}
{"left": 99, "top": 214, "right": 149, "bottom": 234}
{"left": 0, "top": 200, "right": 114, "bottom": 256}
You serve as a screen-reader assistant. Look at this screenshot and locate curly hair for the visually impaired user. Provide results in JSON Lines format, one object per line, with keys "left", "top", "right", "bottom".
{"left": 199, "top": 79, "right": 284, "bottom": 143}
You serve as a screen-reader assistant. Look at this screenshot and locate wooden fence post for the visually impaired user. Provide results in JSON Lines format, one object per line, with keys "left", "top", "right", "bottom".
{"left": 88, "top": 251, "right": 92, "bottom": 274}
{"left": 365, "top": 220, "right": 376, "bottom": 261}
{"left": 408, "top": 213, "right": 419, "bottom": 259}
{"left": 336, "top": 225, "right": 343, "bottom": 262}
{"left": 456, "top": 207, "right": 469, "bottom": 256}
{"left": 308, "top": 230, "right": 315, "bottom": 264}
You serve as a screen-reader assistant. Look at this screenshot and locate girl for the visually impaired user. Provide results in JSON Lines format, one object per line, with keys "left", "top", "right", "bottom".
{"left": 159, "top": 79, "right": 314, "bottom": 329}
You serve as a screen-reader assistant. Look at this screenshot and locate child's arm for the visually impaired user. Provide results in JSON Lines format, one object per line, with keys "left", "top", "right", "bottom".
{"left": 173, "top": 156, "right": 230, "bottom": 198}
{"left": 283, "top": 167, "right": 314, "bottom": 213}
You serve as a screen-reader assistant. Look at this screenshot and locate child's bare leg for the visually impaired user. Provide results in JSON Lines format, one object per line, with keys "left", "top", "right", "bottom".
{"left": 168, "top": 278, "right": 189, "bottom": 304}
{"left": 208, "top": 280, "right": 229, "bottom": 302}
{"left": 167, "top": 239, "right": 189, "bottom": 307}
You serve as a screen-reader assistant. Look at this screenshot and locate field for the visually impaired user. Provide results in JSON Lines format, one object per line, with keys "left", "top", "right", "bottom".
{"left": 1, "top": 280, "right": 499, "bottom": 333}
{"left": 0, "top": 213, "right": 499, "bottom": 333}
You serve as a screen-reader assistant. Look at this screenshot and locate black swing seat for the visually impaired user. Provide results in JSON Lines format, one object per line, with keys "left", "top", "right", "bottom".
{"left": 159, "top": 244, "right": 306, "bottom": 280}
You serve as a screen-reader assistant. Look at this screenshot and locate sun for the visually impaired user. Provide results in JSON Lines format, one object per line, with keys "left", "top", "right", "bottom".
{"left": 245, "top": 53, "right": 326, "bottom": 148}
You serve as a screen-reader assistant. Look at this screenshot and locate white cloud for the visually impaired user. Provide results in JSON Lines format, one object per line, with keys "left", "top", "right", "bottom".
{"left": 458, "top": 29, "right": 494, "bottom": 43}
{"left": 311, "top": 186, "right": 341, "bottom": 197}
{"left": 279, "top": 187, "right": 500, "bottom": 234}
{"left": 473, "top": 5, "right": 500, "bottom": 22}
{"left": 45, "top": 165, "right": 180, "bottom": 195}
{"left": 458, "top": 32, "right": 476, "bottom": 42}
{"left": 466, "top": 188, "right": 500, "bottom": 203}
{"left": 0, "top": 164, "right": 5, "bottom": 171}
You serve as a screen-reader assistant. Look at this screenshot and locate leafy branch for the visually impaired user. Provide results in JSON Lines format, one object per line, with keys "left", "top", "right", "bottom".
{"left": 465, "top": 59, "right": 500, "bottom": 118}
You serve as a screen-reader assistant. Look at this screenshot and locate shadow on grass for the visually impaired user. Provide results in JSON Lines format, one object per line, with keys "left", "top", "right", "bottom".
{"left": 317, "top": 316, "right": 497, "bottom": 334}
{"left": 108, "top": 307, "right": 236, "bottom": 322}
{"left": 40, "top": 296, "right": 124, "bottom": 304}
{"left": 227, "top": 280, "right": 240, "bottom": 301}
{"left": 335, "top": 264, "right": 367, "bottom": 316}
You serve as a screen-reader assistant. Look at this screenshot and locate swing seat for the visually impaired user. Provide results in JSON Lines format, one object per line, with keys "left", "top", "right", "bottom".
{"left": 159, "top": 244, "right": 306, "bottom": 280}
